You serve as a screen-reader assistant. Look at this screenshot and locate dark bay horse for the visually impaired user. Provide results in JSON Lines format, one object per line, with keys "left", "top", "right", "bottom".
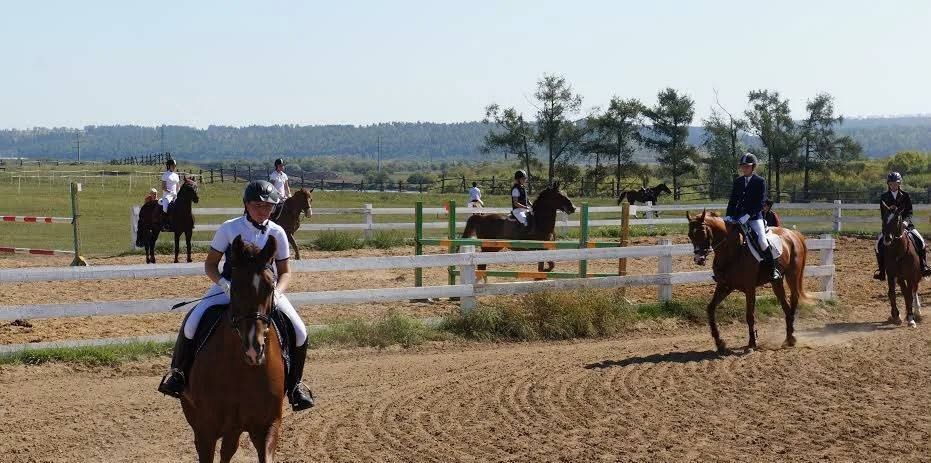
{"left": 138, "top": 201, "right": 162, "bottom": 264}
{"left": 686, "top": 210, "right": 809, "bottom": 353}
{"left": 462, "top": 182, "right": 575, "bottom": 273}
{"left": 880, "top": 202, "right": 922, "bottom": 327}
{"left": 270, "top": 188, "right": 313, "bottom": 260}
{"left": 169, "top": 179, "right": 199, "bottom": 263}
{"left": 617, "top": 183, "right": 672, "bottom": 205}
{"left": 181, "top": 235, "right": 286, "bottom": 463}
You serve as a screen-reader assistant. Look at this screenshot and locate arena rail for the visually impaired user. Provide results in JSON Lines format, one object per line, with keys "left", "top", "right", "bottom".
{"left": 0, "top": 236, "right": 835, "bottom": 321}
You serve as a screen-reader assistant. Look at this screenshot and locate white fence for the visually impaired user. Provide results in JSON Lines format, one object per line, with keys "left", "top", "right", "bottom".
{"left": 0, "top": 236, "right": 835, "bottom": 321}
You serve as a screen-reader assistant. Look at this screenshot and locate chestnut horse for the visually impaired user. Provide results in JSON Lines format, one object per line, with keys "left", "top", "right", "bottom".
{"left": 169, "top": 179, "right": 199, "bottom": 263}
{"left": 686, "top": 210, "right": 809, "bottom": 353}
{"left": 181, "top": 236, "right": 286, "bottom": 463}
{"left": 270, "top": 188, "right": 313, "bottom": 260}
{"left": 880, "top": 201, "right": 922, "bottom": 327}
{"left": 461, "top": 182, "right": 575, "bottom": 273}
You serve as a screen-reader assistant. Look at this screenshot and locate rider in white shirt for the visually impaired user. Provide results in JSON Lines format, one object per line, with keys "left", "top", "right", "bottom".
{"left": 159, "top": 159, "right": 180, "bottom": 213}
{"left": 268, "top": 158, "right": 290, "bottom": 220}
{"left": 468, "top": 182, "right": 484, "bottom": 208}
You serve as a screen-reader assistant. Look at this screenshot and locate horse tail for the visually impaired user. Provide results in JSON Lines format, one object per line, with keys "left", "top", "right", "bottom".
{"left": 792, "top": 229, "right": 811, "bottom": 304}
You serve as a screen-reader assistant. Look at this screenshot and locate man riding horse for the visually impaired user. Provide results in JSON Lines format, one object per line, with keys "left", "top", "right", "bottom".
{"left": 511, "top": 170, "right": 532, "bottom": 229}
{"left": 724, "top": 153, "right": 780, "bottom": 282}
{"left": 874, "top": 171, "right": 931, "bottom": 280}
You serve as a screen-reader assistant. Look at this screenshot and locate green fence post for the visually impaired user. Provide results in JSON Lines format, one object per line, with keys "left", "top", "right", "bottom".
{"left": 447, "top": 200, "right": 457, "bottom": 285}
{"left": 579, "top": 203, "right": 589, "bottom": 277}
{"left": 415, "top": 201, "right": 423, "bottom": 287}
{"left": 70, "top": 182, "right": 87, "bottom": 266}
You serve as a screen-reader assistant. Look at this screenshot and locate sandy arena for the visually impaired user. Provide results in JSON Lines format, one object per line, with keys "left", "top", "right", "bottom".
{"left": 1, "top": 236, "right": 929, "bottom": 462}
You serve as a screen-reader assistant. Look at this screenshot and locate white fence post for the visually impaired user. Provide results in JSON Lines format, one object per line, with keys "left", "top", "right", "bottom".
{"left": 657, "top": 238, "right": 672, "bottom": 302}
{"left": 820, "top": 233, "right": 835, "bottom": 299}
{"left": 363, "top": 203, "right": 374, "bottom": 240}
{"left": 130, "top": 206, "right": 140, "bottom": 250}
{"left": 459, "top": 245, "right": 477, "bottom": 313}
{"left": 645, "top": 201, "right": 654, "bottom": 233}
{"left": 832, "top": 200, "right": 842, "bottom": 233}
{"left": 558, "top": 210, "right": 569, "bottom": 236}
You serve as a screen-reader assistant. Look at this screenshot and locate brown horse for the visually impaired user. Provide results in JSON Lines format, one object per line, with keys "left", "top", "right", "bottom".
{"left": 462, "top": 182, "right": 575, "bottom": 273}
{"left": 880, "top": 202, "right": 922, "bottom": 327}
{"left": 181, "top": 235, "right": 286, "bottom": 463}
{"left": 270, "top": 188, "right": 313, "bottom": 260}
{"left": 686, "top": 210, "right": 809, "bottom": 353}
{"left": 137, "top": 201, "right": 162, "bottom": 264}
{"left": 617, "top": 183, "right": 672, "bottom": 205}
{"left": 169, "top": 179, "right": 199, "bottom": 263}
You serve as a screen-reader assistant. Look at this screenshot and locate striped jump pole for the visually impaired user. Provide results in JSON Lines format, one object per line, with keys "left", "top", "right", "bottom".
{"left": 0, "top": 181, "right": 86, "bottom": 265}
{"left": 1, "top": 215, "right": 72, "bottom": 224}
{"left": 0, "top": 247, "right": 75, "bottom": 256}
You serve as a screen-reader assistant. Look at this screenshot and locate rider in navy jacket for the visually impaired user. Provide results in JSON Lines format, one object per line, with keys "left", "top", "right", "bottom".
{"left": 725, "top": 153, "right": 780, "bottom": 281}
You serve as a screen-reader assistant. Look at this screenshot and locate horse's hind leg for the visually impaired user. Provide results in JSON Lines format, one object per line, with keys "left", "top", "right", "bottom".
{"left": 194, "top": 434, "right": 217, "bottom": 463}
{"left": 174, "top": 232, "right": 181, "bottom": 264}
{"left": 771, "top": 279, "right": 796, "bottom": 347}
{"left": 288, "top": 232, "right": 300, "bottom": 260}
{"left": 744, "top": 290, "right": 758, "bottom": 350}
{"left": 219, "top": 432, "right": 241, "bottom": 463}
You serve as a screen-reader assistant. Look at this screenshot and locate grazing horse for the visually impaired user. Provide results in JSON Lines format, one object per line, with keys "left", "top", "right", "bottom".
{"left": 686, "top": 210, "right": 809, "bottom": 353}
{"left": 270, "top": 188, "right": 314, "bottom": 260}
{"left": 138, "top": 201, "right": 163, "bottom": 264}
{"left": 169, "top": 179, "right": 199, "bottom": 263}
{"left": 181, "top": 235, "right": 286, "bottom": 463}
{"left": 617, "top": 183, "right": 672, "bottom": 205}
{"left": 462, "top": 182, "right": 575, "bottom": 273}
{"left": 880, "top": 201, "right": 922, "bottom": 327}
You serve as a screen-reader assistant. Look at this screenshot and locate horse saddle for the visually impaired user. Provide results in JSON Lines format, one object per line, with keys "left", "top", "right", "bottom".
{"left": 743, "top": 228, "right": 784, "bottom": 263}
{"left": 193, "top": 304, "right": 294, "bottom": 377}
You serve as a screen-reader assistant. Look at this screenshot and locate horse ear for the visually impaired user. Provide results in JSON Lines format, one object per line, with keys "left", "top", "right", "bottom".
{"left": 307, "top": 187, "right": 315, "bottom": 193}
{"left": 260, "top": 235, "right": 277, "bottom": 264}
{"left": 700, "top": 208, "right": 706, "bottom": 221}
{"left": 230, "top": 236, "right": 245, "bottom": 265}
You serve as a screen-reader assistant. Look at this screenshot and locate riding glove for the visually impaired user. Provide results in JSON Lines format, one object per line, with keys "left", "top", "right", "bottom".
{"left": 218, "top": 278, "right": 232, "bottom": 296}
{"left": 738, "top": 214, "right": 750, "bottom": 224}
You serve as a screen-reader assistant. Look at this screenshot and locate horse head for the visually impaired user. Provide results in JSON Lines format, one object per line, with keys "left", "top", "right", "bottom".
{"left": 179, "top": 177, "right": 199, "bottom": 204}
{"left": 227, "top": 235, "right": 278, "bottom": 366}
{"left": 655, "top": 183, "right": 672, "bottom": 195}
{"left": 295, "top": 188, "right": 314, "bottom": 218}
{"left": 881, "top": 201, "right": 905, "bottom": 247}
{"left": 686, "top": 209, "right": 725, "bottom": 266}
{"left": 534, "top": 181, "right": 575, "bottom": 215}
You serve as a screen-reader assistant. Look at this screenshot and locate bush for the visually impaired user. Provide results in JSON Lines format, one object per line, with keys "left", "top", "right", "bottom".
{"left": 0, "top": 341, "right": 173, "bottom": 366}
{"left": 314, "top": 231, "right": 363, "bottom": 251}
{"left": 310, "top": 312, "right": 447, "bottom": 348}
{"left": 367, "top": 230, "right": 409, "bottom": 249}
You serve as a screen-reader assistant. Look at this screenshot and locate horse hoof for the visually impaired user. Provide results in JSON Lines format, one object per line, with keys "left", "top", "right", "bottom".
{"left": 783, "top": 336, "right": 797, "bottom": 348}
{"left": 187, "top": 259, "right": 193, "bottom": 263}
{"left": 888, "top": 316, "right": 902, "bottom": 325}
{"left": 908, "top": 320, "right": 918, "bottom": 328}
{"left": 715, "top": 339, "right": 727, "bottom": 354}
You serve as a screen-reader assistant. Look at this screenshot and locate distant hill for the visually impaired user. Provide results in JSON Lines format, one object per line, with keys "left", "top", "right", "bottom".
{"left": 1, "top": 116, "right": 928, "bottom": 162}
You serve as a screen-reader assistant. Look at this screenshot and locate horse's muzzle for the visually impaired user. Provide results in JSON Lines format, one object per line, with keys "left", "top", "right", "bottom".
{"left": 693, "top": 249, "right": 709, "bottom": 266}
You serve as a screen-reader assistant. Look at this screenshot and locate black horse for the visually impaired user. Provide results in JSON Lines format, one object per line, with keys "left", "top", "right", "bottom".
{"left": 168, "top": 179, "right": 199, "bottom": 263}
{"left": 617, "top": 183, "right": 672, "bottom": 205}
{"left": 137, "top": 201, "right": 163, "bottom": 264}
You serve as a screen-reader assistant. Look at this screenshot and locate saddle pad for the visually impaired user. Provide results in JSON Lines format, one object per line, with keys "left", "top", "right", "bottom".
{"left": 746, "top": 230, "right": 784, "bottom": 263}
{"left": 193, "top": 304, "right": 292, "bottom": 376}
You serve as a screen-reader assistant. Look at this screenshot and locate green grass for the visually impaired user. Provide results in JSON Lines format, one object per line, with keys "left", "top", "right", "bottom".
{"left": 313, "top": 231, "right": 364, "bottom": 251}
{"left": 0, "top": 341, "right": 173, "bottom": 366}
{"left": 309, "top": 312, "right": 450, "bottom": 348}
{"left": 366, "top": 230, "right": 410, "bottom": 249}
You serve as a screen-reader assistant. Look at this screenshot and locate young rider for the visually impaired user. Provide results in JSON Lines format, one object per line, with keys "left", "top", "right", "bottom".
{"left": 763, "top": 200, "right": 782, "bottom": 228}
{"left": 157, "top": 180, "right": 315, "bottom": 411}
{"left": 724, "top": 153, "right": 781, "bottom": 281}
{"left": 873, "top": 172, "right": 931, "bottom": 279}
{"left": 468, "top": 181, "right": 484, "bottom": 208}
{"left": 268, "top": 158, "right": 291, "bottom": 220}
{"left": 160, "top": 159, "right": 180, "bottom": 231}
{"left": 135, "top": 188, "right": 160, "bottom": 247}
{"left": 511, "top": 170, "right": 531, "bottom": 229}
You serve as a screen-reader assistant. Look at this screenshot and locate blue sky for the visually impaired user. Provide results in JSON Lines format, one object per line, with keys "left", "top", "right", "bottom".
{"left": 2, "top": 0, "right": 929, "bottom": 128}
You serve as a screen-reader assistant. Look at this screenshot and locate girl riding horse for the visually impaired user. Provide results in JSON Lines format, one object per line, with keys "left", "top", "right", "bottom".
{"left": 158, "top": 180, "right": 315, "bottom": 412}
{"left": 724, "top": 153, "right": 780, "bottom": 282}
{"left": 873, "top": 171, "right": 931, "bottom": 280}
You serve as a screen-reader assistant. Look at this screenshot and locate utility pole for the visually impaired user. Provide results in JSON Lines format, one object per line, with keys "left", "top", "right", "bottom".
{"left": 73, "top": 131, "right": 81, "bottom": 163}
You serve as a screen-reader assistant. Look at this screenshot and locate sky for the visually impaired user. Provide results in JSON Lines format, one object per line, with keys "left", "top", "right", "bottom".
{"left": 2, "top": 0, "right": 930, "bottom": 129}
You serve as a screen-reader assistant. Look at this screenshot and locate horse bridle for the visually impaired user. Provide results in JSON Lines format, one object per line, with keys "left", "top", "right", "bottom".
{"left": 692, "top": 221, "right": 728, "bottom": 259}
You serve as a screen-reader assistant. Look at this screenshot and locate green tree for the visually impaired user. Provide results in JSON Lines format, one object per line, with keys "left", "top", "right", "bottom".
{"left": 799, "top": 93, "right": 864, "bottom": 198}
{"left": 886, "top": 150, "right": 928, "bottom": 175}
{"left": 585, "top": 97, "right": 645, "bottom": 195}
{"left": 642, "top": 88, "right": 698, "bottom": 199}
{"left": 702, "top": 104, "right": 747, "bottom": 199}
{"left": 745, "top": 90, "right": 798, "bottom": 200}
{"left": 481, "top": 105, "right": 538, "bottom": 183}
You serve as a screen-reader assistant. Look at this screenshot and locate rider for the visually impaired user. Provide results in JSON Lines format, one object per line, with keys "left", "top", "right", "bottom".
{"left": 159, "top": 159, "right": 180, "bottom": 231}
{"left": 511, "top": 170, "right": 531, "bottom": 229}
{"left": 158, "top": 180, "right": 315, "bottom": 411}
{"left": 135, "top": 188, "right": 160, "bottom": 247}
{"left": 724, "top": 153, "right": 781, "bottom": 281}
{"left": 268, "top": 158, "right": 291, "bottom": 220}
{"left": 873, "top": 171, "right": 931, "bottom": 279}
{"left": 763, "top": 200, "right": 782, "bottom": 227}
{"left": 468, "top": 182, "right": 484, "bottom": 208}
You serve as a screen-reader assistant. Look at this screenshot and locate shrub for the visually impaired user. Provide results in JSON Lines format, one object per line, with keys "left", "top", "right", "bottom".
{"left": 314, "top": 231, "right": 363, "bottom": 251}
{"left": 367, "top": 230, "right": 409, "bottom": 249}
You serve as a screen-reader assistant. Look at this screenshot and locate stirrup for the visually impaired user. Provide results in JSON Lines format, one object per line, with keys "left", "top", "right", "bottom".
{"left": 157, "top": 368, "right": 186, "bottom": 399}
{"left": 290, "top": 383, "right": 315, "bottom": 411}
{"left": 873, "top": 270, "right": 886, "bottom": 281}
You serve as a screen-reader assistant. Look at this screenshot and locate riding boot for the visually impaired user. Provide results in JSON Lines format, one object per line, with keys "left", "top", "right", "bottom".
{"left": 157, "top": 330, "right": 195, "bottom": 399}
{"left": 287, "top": 342, "right": 315, "bottom": 411}
{"left": 766, "top": 247, "right": 782, "bottom": 282}
{"left": 874, "top": 246, "right": 886, "bottom": 281}
{"left": 918, "top": 242, "right": 931, "bottom": 277}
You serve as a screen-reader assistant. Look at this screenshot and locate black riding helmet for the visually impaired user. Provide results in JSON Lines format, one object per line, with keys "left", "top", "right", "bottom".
{"left": 243, "top": 180, "right": 281, "bottom": 204}
{"left": 738, "top": 153, "right": 758, "bottom": 165}
{"left": 166, "top": 158, "right": 177, "bottom": 169}
{"left": 887, "top": 172, "right": 903, "bottom": 183}
{"left": 514, "top": 170, "right": 527, "bottom": 180}
{"left": 274, "top": 158, "right": 284, "bottom": 167}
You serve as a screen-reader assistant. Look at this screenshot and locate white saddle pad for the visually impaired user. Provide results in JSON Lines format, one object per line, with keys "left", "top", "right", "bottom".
{"left": 747, "top": 229, "right": 783, "bottom": 263}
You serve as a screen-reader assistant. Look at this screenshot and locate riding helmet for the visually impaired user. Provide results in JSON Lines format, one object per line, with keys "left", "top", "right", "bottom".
{"left": 274, "top": 158, "right": 284, "bottom": 167}
{"left": 243, "top": 180, "right": 281, "bottom": 204}
{"left": 514, "top": 170, "right": 527, "bottom": 180}
{"left": 887, "top": 172, "right": 903, "bottom": 183}
{"left": 738, "top": 153, "right": 758, "bottom": 165}
{"left": 166, "top": 158, "right": 177, "bottom": 169}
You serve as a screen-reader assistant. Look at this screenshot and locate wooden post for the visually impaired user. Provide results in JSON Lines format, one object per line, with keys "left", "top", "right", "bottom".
{"left": 233, "top": 167, "right": 237, "bottom": 182}
{"left": 441, "top": 178, "right": 446, "bottom": 194}
{"left": 414, "top": 201, "right": 423, "bottom": 288}
{"left": 459, "top": 244, "right": 477, "bottom": 313}
{"left": 618, "top": 201, "right": 630, "bottom": 299}
{"left": 832, "top": 200, "right": 842, "bottom": 233}
{"left": 447, "top": 200, "right": 457, "bottom": 286}
{"left": 490, "top": 175, "right": 496, "bottom": 195}
{"left": 579, "top": 203, "right": 589, "bottom": 277}
{"left": 363, "top": 203, "right": 374, "bottom": 240}
{"left": 820, "top": 233, "right": 835, "bottom": 299}
{"left": 70, "top": 182, "right": 87, "bottom": 266}
{"left": 657, "top": 238, "right": 672, "bottom": 302}
{"left": 220, "top": 169, "right": 224, "bottom": 183}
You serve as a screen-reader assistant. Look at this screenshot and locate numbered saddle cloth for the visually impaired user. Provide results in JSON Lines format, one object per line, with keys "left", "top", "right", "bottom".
{"left": 746, "top": 229, "right": 784, "bottom": 263}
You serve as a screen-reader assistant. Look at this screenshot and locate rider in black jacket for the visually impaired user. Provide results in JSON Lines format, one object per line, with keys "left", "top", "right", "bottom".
{"left": 874, "top": 171, "right": 931, "bottom": 279}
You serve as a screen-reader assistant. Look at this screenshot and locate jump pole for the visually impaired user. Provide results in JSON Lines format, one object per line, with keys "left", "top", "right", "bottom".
{"left": 69, "top": 182, "right": 88, "bottom": 266}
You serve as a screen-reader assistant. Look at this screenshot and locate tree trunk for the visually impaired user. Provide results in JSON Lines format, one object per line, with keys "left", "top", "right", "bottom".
{"left": 803, "top": 140, "right": 811, "bottom": 200}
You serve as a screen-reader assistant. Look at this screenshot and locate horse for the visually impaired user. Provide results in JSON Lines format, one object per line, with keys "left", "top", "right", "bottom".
{"left": 880, "top": 201, "right": 922, "bottom": 328}
{"left": 461, "top": 182, "right": 575, "bottom": 273}
{"left": 617, "top": 183, "right": 672, "bottom": 205}
{"left": 686, "top": 210, "right": 809, "bottom": 353}
{"left": 168, "top": 179, "right": 199, "bottom": 263}
{"left": 137, "top": 201, "right": 162, "bottom": 264}
{"left": 181, "top": 235, "right": 286, "bottom": 463}
{"left": 270, "top": 188, "right": 314, "bottom": 260}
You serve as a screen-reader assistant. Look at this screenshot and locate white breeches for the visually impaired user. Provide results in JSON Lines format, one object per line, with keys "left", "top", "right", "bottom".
{"left": 159, "top": 193, "right": 176, "bottom": 213}
{"left": 877, "top": 229, "right": 925, "bottom": 252}
{"left": 513, "top": 207, "right": 530, "bottom": 225}
{"left": 748, "top": 219, "right": 768, "bottom": 251}
{"left": 182, "top": 283, "right": 308, "bottom": 345}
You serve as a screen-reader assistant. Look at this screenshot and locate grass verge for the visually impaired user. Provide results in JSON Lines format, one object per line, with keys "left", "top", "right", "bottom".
{"left": 0, "top": 341, "right": 173, "bottom": 367}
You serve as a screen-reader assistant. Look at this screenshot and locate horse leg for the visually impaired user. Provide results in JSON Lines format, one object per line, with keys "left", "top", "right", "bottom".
{"left": 288, "top": 232, "right": 300, "bottom": 260}
{"left": 914, "top": 289, "right": 923, "bottom": 322}
{"left": 193, "top": 433, "right": 217, "bottom": 463}
{"left": 174, "top": 232, "right": 181, "bottom": 264}
{"left": 249, "top": 426, "right": 277, "bottom": 463}
{"left": 771, "top": 279, "right": 796, "bottom": 347}
{"left": 707, "top": 284, "right": 733, "bottom": 354}
{"left": 888, "top": 276, "right": 901, "bottom": 324}
{"left": 185, "top": 230, "right": 193, "bottom": 263}
{"left": 900, "top": 279, "right": 917, "bottom": 328}
{"left": 219, "top": 431, "right": 241, "bottom": 463}
{"left": 744, "top": 290, "right": 758, "bottom": 350}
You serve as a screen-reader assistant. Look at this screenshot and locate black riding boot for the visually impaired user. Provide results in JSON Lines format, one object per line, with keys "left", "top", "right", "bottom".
{"left": 766, "top": 247, "right": 782, "bottom": 282}
{"left": 161, "top": 210, "right": 173, "bottom": 232}
{"left": 874, "top": 246, "right": 886, "bottom": 281}
{"left": 157, "top": 330, "right": 195, "bottom": 399}
{"left": 287, "top": 342, "right": 315, "bottom": 411}
{"left": 917, "top": 242, "right": 931, "bottom": 277}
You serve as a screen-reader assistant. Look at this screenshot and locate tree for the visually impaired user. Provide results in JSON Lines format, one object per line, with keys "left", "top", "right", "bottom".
{"left": 481, "top": 105, "right": 537, "bottom": 183}
{"left": 702, "top": 110, "right": 747, "bottom": 199}
{"left": 642, "top": 88, "right": 698, "bottom": 199}
{"left": 745, "top": 90, "right": 798, "bottom": 201}
{"left": 585, "top": 97, "right": 645, "bottom": 195}
{"left": 886, "top": 150, "right": 928, "bottom": 175}
{"left": 800, "top": 93, "right": 864, "bottom": 198}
